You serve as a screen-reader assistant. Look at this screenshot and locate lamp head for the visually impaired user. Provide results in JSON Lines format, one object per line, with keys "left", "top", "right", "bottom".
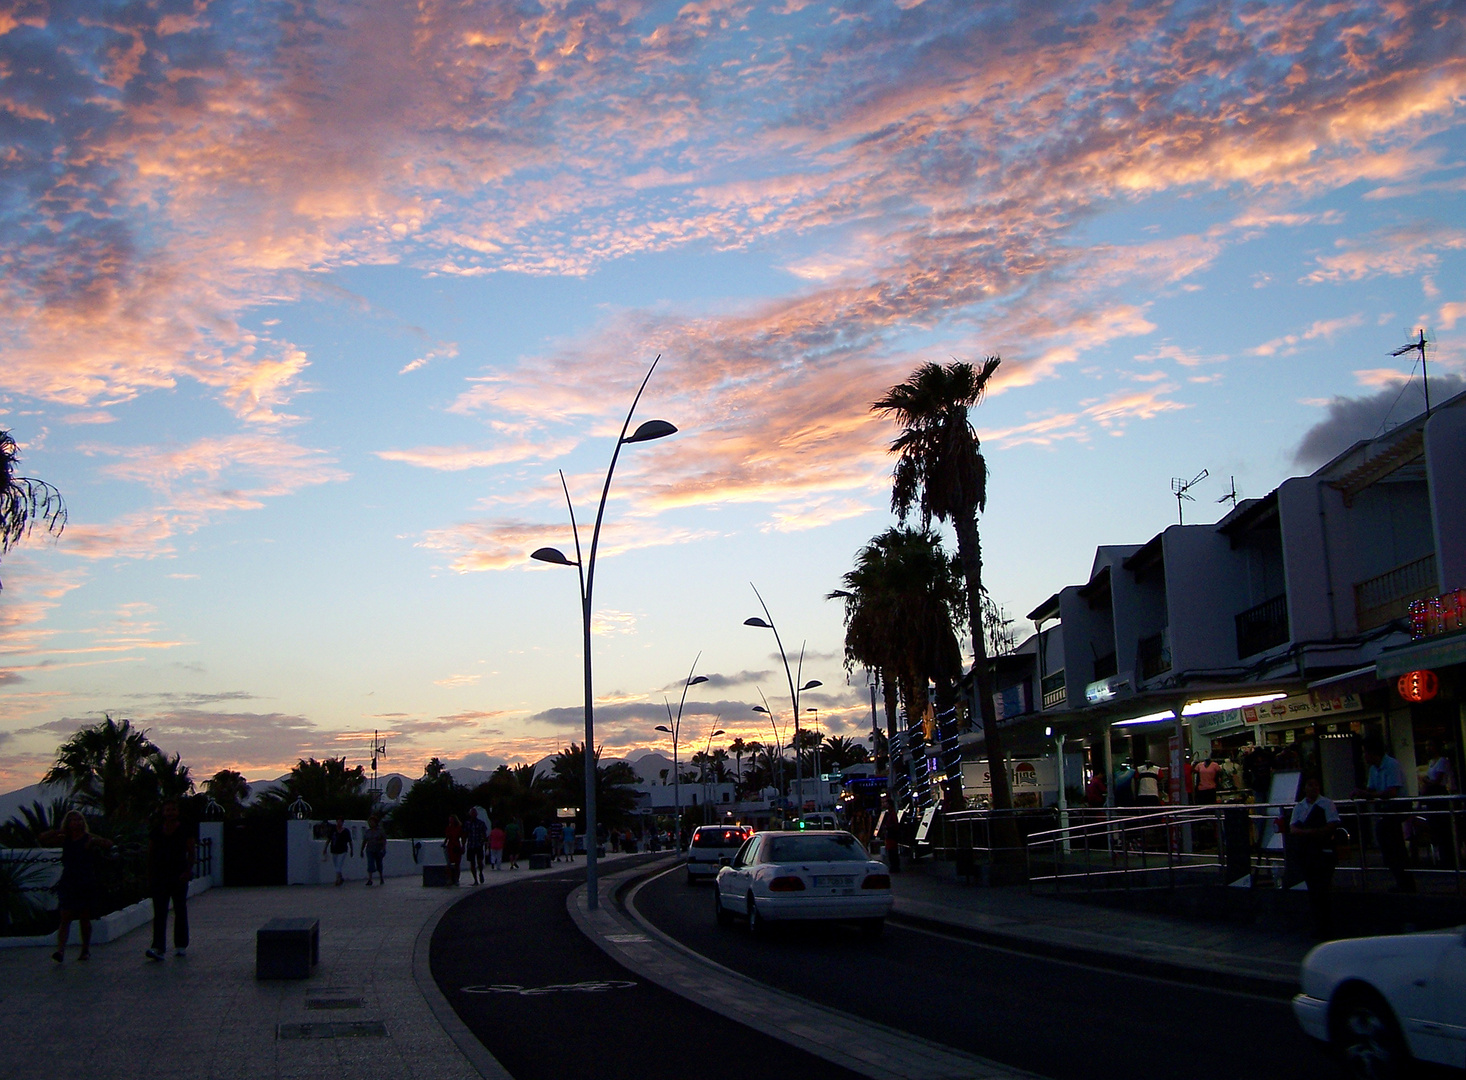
{"left": 624, "top": 419, "right": 677, "bottom": 444}
{"left": 654, "top": 725, "right": 671, "bottom": 734}
{"left": 711, "top": 729, "right": 725, "bottom": 738}
{"left": 744, "top": 617, "right": 772, "bottom": 628}
{"left": 531, "top": 547, "right": 577, "bottom": 567}
{"left": 800, "top": 680, "right": 822, "bottom": 691}
{"left": 752, "top": 706, "right": 768, "bottom": 714}
{"left": 688, "top": 675, "right": 708, "bottom": 686}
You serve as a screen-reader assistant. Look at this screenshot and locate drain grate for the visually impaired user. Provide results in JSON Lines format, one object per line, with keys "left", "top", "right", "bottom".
{"left": 305, "top": 998, "right": 364, "bottom": 1010}
{"left": 278, "top": 1021, "right": 387, "bottom": 1040}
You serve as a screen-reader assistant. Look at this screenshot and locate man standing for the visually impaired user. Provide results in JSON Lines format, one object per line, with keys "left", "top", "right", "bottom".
{"left": 1354, "top": 734, "right": 1415, "bottom": 893}
{"left": 1290, "top": 776, "right": 1340, "bottom": 937}
{"left": 463, "top": 807, "right": 488, "bottom": 885}
{"left": 562, "top": 820, "right": 576, "bottom": 862}
{"left": 145, "top": 800, "right": 196, "bottom": 961}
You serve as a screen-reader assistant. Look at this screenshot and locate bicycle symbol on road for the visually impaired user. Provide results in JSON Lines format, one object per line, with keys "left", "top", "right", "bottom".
{"left": 460, "top": 980, "right": 637, "bottom": 996}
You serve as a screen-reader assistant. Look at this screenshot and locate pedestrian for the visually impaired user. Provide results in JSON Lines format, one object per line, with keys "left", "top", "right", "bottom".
{"left": 1289, "top": 776, "right": 1340, "bottom": 938}
{"left": 39, "top": 810, "right": 112, "bottom": 963}
{"left": 505, "top": 819, "right": 521, "bottom": 868}
{"left": 145, "top": 799, "right": 196, "bottom": 961}
{"left": 531, "top": 820, "right": 548, "bottom": 863}
{"left": 488, "top": 823, "right": 505, "bottom": 871}
{"left": 362, "top": 813, "right": 387, "bottom": 886}
{"left": 444, "top": 814, "right": 464, "bottom": 885}
{"left": 1353, "top": 734, "right": 1416, "bottom": 892}
{"left": 322, "top": 817, "right": 354, "bottom": 886}
{"left": 463, "top": 807, "right": 488, "bottom": 885}
{"left": 1422, "top": 740, "right": 1457, "bottom": 796}
{"left": 562, "top": 820, "right": 576, "bottom": 861}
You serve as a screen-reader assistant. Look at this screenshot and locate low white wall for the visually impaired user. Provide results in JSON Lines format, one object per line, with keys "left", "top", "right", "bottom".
{"left": 285, "top": 819, "right": 444, "bottom": 884}
{"left": 0, "top": 875, "right": 212, "bottom": 949}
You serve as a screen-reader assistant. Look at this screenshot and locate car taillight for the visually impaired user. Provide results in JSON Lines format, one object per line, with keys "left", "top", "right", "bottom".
{"left": 862, "top": 874, "right": 890, "bottom": 889}
{"left": 768, "top": 875, "right": 805, "bottom": 892}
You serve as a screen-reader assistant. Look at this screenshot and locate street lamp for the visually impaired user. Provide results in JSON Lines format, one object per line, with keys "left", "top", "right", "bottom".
{"left": 701, "top": 724, "right": 726, "bottom": 823}
{"left": 806, "top": 706, "right": 822, "bottom": 795}
{"left": 654, "top": 656, "right": 707, "bottom": 852}
{"left": 744, "top": 584, "right": 821, "bottom": 815}
{"left": 752, "top": 695, "right": 784, "bottom": 803}
{"left": 530, "top": 355, "right": 678, "bottom": 911}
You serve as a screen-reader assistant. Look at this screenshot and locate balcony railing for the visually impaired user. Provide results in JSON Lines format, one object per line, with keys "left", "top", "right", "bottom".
{"left": 1138, "top": 632, "right": 1171, "bottom": 680}
{"left": 1356, "top": 553, "right": 1438, "bottom": 632}
{"left": 1235, "top": 594, "right": 1289, "bottom": 659}
{"left": 1040, "top": 670, "right": 1066, "bottom": 710}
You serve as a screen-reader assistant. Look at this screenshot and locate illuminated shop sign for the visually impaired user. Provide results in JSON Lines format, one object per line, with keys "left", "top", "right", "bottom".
{"left": 1411, "top": 588, "right": 1466, "bottom": 639}
{"left": 1231, "top": 690, "right": 1361, "bottom": 726}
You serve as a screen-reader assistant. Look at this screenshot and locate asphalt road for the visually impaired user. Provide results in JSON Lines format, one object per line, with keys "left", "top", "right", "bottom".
{"left": 631, "top": 866, "right": 1337, "bottom": 1080}
{"left": 429, "top": 858, "right": 865, "bottom": 1080}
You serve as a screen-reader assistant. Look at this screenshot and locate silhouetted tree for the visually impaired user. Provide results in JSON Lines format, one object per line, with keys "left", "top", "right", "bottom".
{"left": 203, "top": 769, "right": 251, "bottom": 817}
{"left": 0, "top": 428, "right": 66, "bottom": 592}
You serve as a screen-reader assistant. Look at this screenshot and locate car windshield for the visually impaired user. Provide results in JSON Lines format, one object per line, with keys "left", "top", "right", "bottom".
{"left": 692, "top": 828, "right": 748, "bottom": 848}
{"left": 765, "top": 833, "right": 868, "bottom": 863}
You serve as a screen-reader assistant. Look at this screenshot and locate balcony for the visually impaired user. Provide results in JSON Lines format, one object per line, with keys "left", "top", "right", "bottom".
{"left": 1040, "top": 670, "right": 1066, "bottom": 710}
{"left": 1355, "top": 553, "right": 1438, "bottom": 632}
{"left": 1236, "top": 594, "right": 1289, "bottom": 659}
{"left": 1138, "top": 632, "right": 1171, "bottom": 680}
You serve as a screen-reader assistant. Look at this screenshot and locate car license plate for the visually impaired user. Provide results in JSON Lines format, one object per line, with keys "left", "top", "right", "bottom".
{"left": 814, "top": 875, "right": 854, "bottom": 887}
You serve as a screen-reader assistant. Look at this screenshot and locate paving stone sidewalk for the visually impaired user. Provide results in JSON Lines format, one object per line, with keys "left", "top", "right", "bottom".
{"left": 3, "top": 853, "right": 644, "bottom": 1080}
{"left": 887, "top": 859, "right": 1309, "bottom": 994}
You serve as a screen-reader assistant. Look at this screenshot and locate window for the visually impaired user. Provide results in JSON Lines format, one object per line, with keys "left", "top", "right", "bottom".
{"left": 765, "top": 833, "right": 868, "bottom": 863}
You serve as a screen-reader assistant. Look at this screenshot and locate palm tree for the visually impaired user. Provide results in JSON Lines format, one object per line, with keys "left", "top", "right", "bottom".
{"left": 0, "top": 797, "right": 74, "bottom": 847}
{"left": 820, "top": 736, "right": 868, "bottom": 772}
{"left": 831, "top": 526, "right": 965, "bottom": 788}
{"left": 203, "top": 769, "right": 251, "bottom": 817}
{"left": 873, "top": 358, "right": 1017, "bottom": 831}
{"left": 43, "top": 715, "right": 164, "bottom": 823}
{"left": 0, "top": 429, "right": 66, "bottom": 591}
{"left": 728, "top": 738, "right": 748, "bottom": 794}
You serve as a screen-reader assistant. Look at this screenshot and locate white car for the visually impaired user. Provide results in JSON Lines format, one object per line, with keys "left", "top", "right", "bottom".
{"left": 685, "top": 825, "right": 752, "bottom": 883}
{"left": 713, "top": 829, "right": 893, "bottom": 936}
{"left": 1292, "top": 926, "right": 1466, "bottom": 1076}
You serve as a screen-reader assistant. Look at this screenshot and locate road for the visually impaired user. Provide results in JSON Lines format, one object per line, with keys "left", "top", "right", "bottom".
{"left": 429, "top": 858, "right": 865, "bottom": 1080}
{"left": 630, "top": 865, "right": 1335, "bottom": 1080}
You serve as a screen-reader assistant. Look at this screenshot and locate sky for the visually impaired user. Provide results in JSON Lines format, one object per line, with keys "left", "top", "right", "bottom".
{"left": 1, "top": 0, "right": 1464, "bottom": 792}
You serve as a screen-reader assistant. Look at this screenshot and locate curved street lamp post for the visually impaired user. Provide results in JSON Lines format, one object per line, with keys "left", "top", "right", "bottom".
{"left": 530, "top": 356, "right": 678, "bottom": 911}
{"left": 700, "top": 723, "right": 726, "bottom": 823}
{"left": 655, "top": 656, "right": 707, "bottom": 853}
{"left": 744, "top": 585, "right": 821, "bottom": 817}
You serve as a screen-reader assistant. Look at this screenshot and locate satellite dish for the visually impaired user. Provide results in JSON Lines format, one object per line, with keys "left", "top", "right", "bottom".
{"left": 385, "top": 776, "right": 403, "bottom": 800}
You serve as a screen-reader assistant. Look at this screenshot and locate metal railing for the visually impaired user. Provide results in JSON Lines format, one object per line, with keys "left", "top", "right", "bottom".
{"left": 1355, "top": 553, "right": 1438, "bottom": 631}
{"left": 1040, "top": 671, "right": 1066, "bottom": 710}
{"left": 1235, "top": 593, "right": 1289, "bottom": 659}
{"left": 1024, "top": 796, "right": 1465, "bottom": 896}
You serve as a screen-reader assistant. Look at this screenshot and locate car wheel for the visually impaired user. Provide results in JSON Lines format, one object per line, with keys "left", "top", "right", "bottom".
{"left": 747, "top": 894, "right": 766, "bottom": 937}
{"left": 714, "top": 886, "right": 734, "bottom": 927}
{"left": 1331, "top": 988, "right": 1409, "bottom": 1080}
{"left": 859, "top": 917, "right": 885, "bottom": 938}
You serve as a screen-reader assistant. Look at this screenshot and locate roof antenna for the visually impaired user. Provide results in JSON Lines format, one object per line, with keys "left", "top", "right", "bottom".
{"left": 1170, "top": 469, "right": 1208, "bottom": 525}
{"left": 1217, "top": 475, "right": 1239, "bottom": 509}
{"left": 1390, "top": 329, "right": 1430, "bottom": 418}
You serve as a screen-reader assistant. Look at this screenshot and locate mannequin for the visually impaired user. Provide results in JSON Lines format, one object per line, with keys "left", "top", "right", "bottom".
{"left": 1134, "top": 760, "right": 1162, "bottom": 806}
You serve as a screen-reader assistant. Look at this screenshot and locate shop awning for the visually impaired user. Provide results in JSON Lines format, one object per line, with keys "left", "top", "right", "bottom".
{"left": 1375, "top": 632, "right": 1466, "bottom": 679}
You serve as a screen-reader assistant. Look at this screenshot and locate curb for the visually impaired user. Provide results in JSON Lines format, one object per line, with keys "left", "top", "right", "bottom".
{"left": 886, "top": 907, "right": 1299, "bottom": 1000}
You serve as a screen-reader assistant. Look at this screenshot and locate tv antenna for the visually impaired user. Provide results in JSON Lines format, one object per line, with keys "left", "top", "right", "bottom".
{"left": 1389, "top": 329, "right": 1430, "bottom": 418}
{"left": 1170, "top": 469, "right": 1208, "bottom": 524}
{"left": 1217, "top": 476, "right": 1239, "bottom": 509}
{"left": 369, "top": 730, "right": 388, "bottom": 798}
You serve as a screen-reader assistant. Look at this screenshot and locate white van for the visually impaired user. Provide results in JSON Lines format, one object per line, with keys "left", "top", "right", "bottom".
{"left": 800, "top": 812, "right": 839, "bottom": 831}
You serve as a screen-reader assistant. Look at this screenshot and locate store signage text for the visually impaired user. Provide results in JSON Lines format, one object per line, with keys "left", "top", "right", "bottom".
{"left": 1239, "top": 691, "right": 1361, "bottom": 726}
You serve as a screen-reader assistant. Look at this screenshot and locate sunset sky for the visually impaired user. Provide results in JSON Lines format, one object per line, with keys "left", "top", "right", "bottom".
{"left": 2, "top": 0, "right": 1464, "bottom": 790}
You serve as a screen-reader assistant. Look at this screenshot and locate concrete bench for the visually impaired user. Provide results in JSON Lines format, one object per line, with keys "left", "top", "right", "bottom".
{"left": 256, "top": 917, "right": 319, "bottom": 980}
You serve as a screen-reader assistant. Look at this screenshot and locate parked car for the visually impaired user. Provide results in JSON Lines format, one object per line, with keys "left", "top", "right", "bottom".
{"left": 713, "top": 830, "right": 892, "bottom": 936}
{"left": 685, "top": 825, "right": 752, "bottom": 883}
{"left": 1292, "top": 926, "right": 1466, "bottom": 1076}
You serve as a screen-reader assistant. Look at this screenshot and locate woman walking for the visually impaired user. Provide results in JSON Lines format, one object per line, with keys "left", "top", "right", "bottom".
{"left": 444, "top": 814, "right": 464, "bottom": 886}
{"left": 362, "top": 814, "right": 387, "bottom": 886}
{"left": 322, "top": 818, "right": 354, "bottom": 886}
{"left": 39, "top": 810, "right": 112, "bottom": 963}
{"left": 488, "top": 822, "right": 505, "bottom": 871}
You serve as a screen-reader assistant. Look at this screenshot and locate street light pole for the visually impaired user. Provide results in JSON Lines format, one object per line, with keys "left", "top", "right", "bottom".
{"left": 744, "top": 584, "right": 821, "bottom": 817}
{"left": 655, "top": 655, "right": 707, "bottom": 853}
{"left": 701, "top": 723, "right": 726, "bottom": 824}
{"left": 530, "top": 355, "right": 678, "bottom": 912}
{"left": 753, "top": 691, "right": 784, "bottom": 806}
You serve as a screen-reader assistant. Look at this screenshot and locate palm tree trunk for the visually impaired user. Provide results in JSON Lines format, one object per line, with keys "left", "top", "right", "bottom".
{"left": 952, "top": 514, "right": 1019, "bottom": 861}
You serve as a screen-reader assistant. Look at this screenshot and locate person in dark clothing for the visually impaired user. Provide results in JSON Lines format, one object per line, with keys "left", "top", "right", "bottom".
{"left": 322, "top": 817, "right": 354, "bottom": 886}
{"left": 39, "top": 810, "right": 112, "bottom": 963}
{"left": 1354, "top": 734, "right": 1415, "bottom": 892}
{"left": 146, "top": 799, "right": 196, "bottom": 960}
{"left": 1289, "top": 777, "right": 1340, "bottom": 938}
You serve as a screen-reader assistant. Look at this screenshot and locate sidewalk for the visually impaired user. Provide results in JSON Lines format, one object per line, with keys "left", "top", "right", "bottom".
{"left": 887, "top": 859, "right": 1308, "bottom": 996}
{"left": 2, "top": 851, "right": 645, "bottom": 1080}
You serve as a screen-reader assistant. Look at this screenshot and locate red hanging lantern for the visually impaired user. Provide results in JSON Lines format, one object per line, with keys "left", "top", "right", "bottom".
{"left": 1397, "top": 670, "right": 1439, "bottom": 703}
